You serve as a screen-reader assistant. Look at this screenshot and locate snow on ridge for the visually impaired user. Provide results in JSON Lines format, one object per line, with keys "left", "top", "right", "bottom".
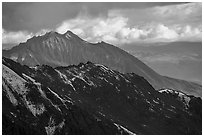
{"left": 22, "top": 73, "right": 36, "bottom": 83}
{"left": 95, "top": 63, "right": 114, "bottom": 74}
{"left": 47, "top": 87, "right": 73, "bottom": 110}
{"left": 65, "top": 33, "right": 72, "bottom": 39}
{"left": 97, "top": 76, "right": 109, "bottom": 83}
{"left": 3, "top": 65, "right": 46, "bottom": 116}
{"left": 119, "top": 73, "right": 130, "bottom": 83}
{"left": 70, "top": 71, "right": 96, "bottom": 87}
{"left": 26, "top": 101, "right": 46, "bottom": 116}
{"left": 3, "top": 65, "right": 27, "bottom": 95}
{"left": 55, "top": 70, "right": 76, "bottom": 91}
{"left": 158, "top": 88, "right": 191, "bottom": 106}
{"left": 23, "top": 73, "right": 73, "bottom": 111}
{"left": 114, "top": 123, "right": 135, "bottom": 135}
{"left": 22, "top": 73, "right": 47, "bottom": 98}
{"left": 10, "top": 56, "right": 18, "bottom": 62}
{"left": 64, "top": 95, "right": 74, "bottom": 104}
{"left": 47, "top": 87, "right": 64, "bottom": 103}
{"left": 3, "top": 79, "right": 18, "bottom": 106}
{"left": 153, "top": 99, "right": 159, "bottom": 104}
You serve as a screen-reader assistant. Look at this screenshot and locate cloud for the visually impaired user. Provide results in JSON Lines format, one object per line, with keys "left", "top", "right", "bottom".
{"left": 3, "top": 2, "right": 185, "bottom": 32}
{"left": 35, "top": 29, "right": 51, "bottom": 36}
{"left": 2, "top": 28, "right": 50, "bottom": 45}
{"left": 3, "top": 3, "right": 201, "bottom": 46}
{"left": 2, "top": 29, "right": 33, "bottom": 44}
{"left": 111, "top": 2, "right": 201, "bottom": 27}
{"left": 55, "top": 15, "right": 128, "bottom": 44}
{"left": 152, "top": 2, "right": 201, "bottom": 25}
{"left": 55, "top": 9, "right": 201, "bottom": 45}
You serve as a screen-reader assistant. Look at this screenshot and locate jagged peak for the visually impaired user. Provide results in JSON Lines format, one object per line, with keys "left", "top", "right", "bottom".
{"left": 44, "top": 31, "right": 60, "bottom": 37}
{"left": 100, "top": 41, "right": 106, "bottom": 43}
{"left": 63, "top": 30, "right": 84, "bottom": 41}
{"left": 63, "top": 30, "right": 75, "bottom": 38}
{"left": 64, "top": 30, "right": 74, "bottom": 35}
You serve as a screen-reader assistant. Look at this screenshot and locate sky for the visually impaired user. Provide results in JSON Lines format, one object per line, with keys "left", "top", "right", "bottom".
{"left": 2, "top": 2, "right": 202, "bottom": 84}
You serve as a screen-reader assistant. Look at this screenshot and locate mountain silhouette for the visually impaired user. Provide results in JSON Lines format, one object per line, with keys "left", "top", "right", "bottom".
{"left": 2, "top": 30, "right": 201, "bottom": 97}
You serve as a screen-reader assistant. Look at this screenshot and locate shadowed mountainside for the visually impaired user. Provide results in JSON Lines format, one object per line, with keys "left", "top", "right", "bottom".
{"left": 2, "top": 57, "right": 202, "bottom": 135}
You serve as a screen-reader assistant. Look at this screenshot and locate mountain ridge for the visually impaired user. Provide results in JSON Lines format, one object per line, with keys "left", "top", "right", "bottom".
{"left": 2, "top": 30, "right": 201, "bottom": 97}
{"left": 2, "top": 57, "right": 202, "bottom": 134}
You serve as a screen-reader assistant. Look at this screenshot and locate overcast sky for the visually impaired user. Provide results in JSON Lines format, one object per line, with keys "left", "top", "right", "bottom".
{"left": 2, "top": 2, "right": 202, "bottom": 84}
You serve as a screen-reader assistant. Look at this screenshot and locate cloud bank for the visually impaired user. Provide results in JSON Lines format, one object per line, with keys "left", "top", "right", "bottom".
{"left": 2, "top": 29, "right": 32, "bottom": 44}
{"left": 2, "top": 2, "right": 202, "bottom": 46}
{"left": 55, "top": 2, "right": 201, "bottom": 45}
{"left": 2, "top": 29, "right": 50, "bottom": 45}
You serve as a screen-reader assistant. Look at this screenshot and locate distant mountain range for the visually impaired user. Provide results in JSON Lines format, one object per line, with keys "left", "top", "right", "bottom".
{"left": 2, "top": 30, "right": 201, "bottom": 97}
{"left": 2, "top": 57, "right": 202, "bottom": 134}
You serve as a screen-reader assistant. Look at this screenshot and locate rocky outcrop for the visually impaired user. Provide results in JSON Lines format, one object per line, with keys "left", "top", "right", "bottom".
{"left": 2, "top": 57, "right": 202, "bottom": 135}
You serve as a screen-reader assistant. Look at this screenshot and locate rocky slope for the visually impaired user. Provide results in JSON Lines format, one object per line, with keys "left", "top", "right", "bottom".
{"left": 2, "top": 57, "right": 202, "bottom": 135}
{"left": 2, "top": 31, "right": 201, "bottom": 97}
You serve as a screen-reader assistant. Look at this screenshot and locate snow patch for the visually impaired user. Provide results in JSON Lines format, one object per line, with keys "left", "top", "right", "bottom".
{"left": 65, "top": 33, "right": 71, "bottom": 39}
{"left": 3, "top": 65, "right": 27, "bottom": 95}
{"left": 70, "top": 72, "right": 96, "bottom": 87}
{"left": 115, "top": 75, "right": 120, "bottom": 80}
{"left": 3, "top": 79, "right": 18, "bottom": 106}
{"left": 22, "top": 56, "right": 25, "bottom": 61}
{"left": 145, "top": 99, "right": 151, "bottom": 104}
{"left": 153, "top": 99, "right": 159, "bottom": 104}
{"left": 22, "top": 73, "right": 47, "bottom": 98}
{"left": 47, "top": 88, "right": 72, "bottom": 110}
{"left": 10, "top": 112, "right": 17, "bottom": 118}
{"left": 158, "top": 88, "right": 191, "bottom": 106}
{"left": 45, "top": 117, "right": 56, "bottom": 135}
{"left": 25, "top": 101, "right": 46, "bottom": 116}
{"left": 95, "top": 64, "right": 114, "bottom": 74}
{"left": 98, "top": 111, "right": 105, "bottom": 117}
{"left": 3, "top": 66, "right": 46, "bottom": 116}
{"left": 119, "top": 73, "right": 130, "bottom": 83}
{"left": 55, "top": 70, "right": 76, "bottom": 91}
{"left": 45, "top": 117, "right": 65, "bottom": 135}
{"left": 47, "top": 87, "right": 64, "bottom": 103}
{"left": 64, "top": 95, "right": 74, "bottom": 104}
{"left": 115, "top": 86, "right": 120, "bottom": 93}
{"left": 114, "top": 123, "right": 135, "bottom": 135}
{"left": 10, "top": 56, "right": 18, "bottom": 62}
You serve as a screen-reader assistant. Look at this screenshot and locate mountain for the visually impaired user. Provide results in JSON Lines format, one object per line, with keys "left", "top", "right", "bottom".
{"left": 120, "top": 41, "right": 202, "bottom": 85}
{"left": 2, "top": 31, "right": 201, "bottom": 97}
{"left": 2, "top": 57, "right": 134, "bottom": 135}
{"left": 2, "top": 57, "right": 202, "bottom": 134}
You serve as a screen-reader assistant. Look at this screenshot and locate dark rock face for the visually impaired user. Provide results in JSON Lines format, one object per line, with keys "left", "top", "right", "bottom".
{"left": 2, "top": 31, "right": 201, "bottom": 97}
{"left": 2, "top": 57, "right": 202, "bottom": 135}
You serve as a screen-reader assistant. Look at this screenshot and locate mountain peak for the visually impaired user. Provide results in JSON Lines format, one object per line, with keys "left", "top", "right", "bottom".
{"left": 63, "top": 30, "right": 83, "bottom": 41}
{"left": 2, "top": 29, "right": 202, "bottom": 97}
{"left": 46, "top": 31, "right": 58, "bottom": 35}
{"left": 43, "top": 31, "right": 60, "bottom": 39}
{"left": 64, "top": 30, "right": 74, "bottom": 35}
{"left": 64, "top": 30, "right": 75, "bottom": 38}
